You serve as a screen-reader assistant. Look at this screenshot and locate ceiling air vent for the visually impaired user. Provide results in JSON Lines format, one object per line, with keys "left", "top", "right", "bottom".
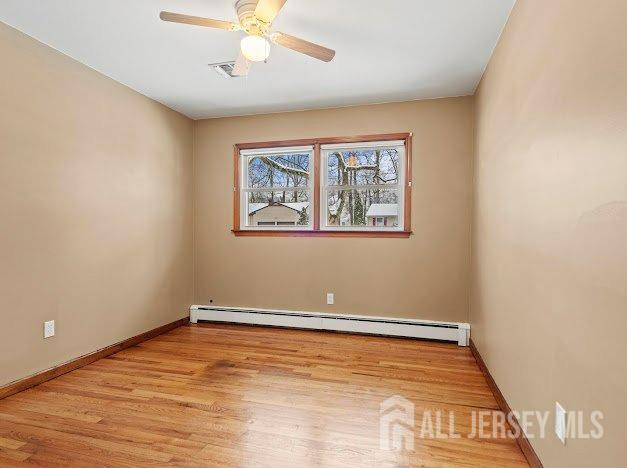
{"left": 209, "top": 61, "right": 240, "bottom": 78}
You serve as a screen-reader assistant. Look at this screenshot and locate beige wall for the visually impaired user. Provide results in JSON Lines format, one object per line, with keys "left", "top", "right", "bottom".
{"left": 0, "top": 23, "right": 194, "bottom": 385}
{"left": 471, "top": 0, "right": 627, "bottom": 465}
{"left": 194, "top": 97, "right": 474, "bottom": 321}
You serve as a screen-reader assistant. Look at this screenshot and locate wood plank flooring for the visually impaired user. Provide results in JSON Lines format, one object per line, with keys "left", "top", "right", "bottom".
{"left": 0, "top": 323, "right": 528, "bottom": 467}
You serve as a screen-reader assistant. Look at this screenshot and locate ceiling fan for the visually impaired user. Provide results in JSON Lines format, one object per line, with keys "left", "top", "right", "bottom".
{"left": 160, "top": 0, "right": 336, "bottom": 77}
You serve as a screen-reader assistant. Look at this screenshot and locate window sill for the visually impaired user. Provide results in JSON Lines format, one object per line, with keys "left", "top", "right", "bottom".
{"left": 232, "top": 229, "right": 412, "bottom": 238}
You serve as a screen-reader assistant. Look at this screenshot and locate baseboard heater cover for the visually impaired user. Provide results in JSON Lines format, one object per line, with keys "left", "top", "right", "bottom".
{"left": 190, "top": 305, "right": 470, "bottom": 346}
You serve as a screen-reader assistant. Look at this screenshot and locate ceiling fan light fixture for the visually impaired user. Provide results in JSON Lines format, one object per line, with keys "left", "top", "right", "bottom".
{"left": 240, "top": 35, "right": 270, "bottom": 62}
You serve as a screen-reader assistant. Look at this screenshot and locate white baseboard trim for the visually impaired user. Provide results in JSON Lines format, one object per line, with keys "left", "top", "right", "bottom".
{"left": 190, "top": 305, "right": 470, "bottom": 346}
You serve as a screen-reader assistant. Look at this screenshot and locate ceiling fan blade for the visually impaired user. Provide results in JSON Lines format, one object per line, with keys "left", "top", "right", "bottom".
{"left": 159, "top": 11, "right": 239, "bottom": 31}
{"left": 254, "top": 0, "right": 288, "bottom": 24}
{"left": 232, "top": 52, "right": 251, "bottom": 77}
{"left": 270, "top": 32, "right": 335, "bottom": 62}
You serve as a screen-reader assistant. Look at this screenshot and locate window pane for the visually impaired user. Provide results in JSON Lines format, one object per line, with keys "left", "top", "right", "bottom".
{"left": 326, "top": 189, "right": 399, "bottom": 228}
{"left": 247, "top": 153, "right": 310, "bottom": 189}
{"left": 247, "top": 191, "right": 310, "bottom": 227}
{"left": 326, "top": 148, "right": 400, "bottom": 186}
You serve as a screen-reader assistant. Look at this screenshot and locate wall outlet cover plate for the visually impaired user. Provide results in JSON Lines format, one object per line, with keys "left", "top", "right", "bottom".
{"left": 44, "top": 320, "right": 55, "bottom": 338}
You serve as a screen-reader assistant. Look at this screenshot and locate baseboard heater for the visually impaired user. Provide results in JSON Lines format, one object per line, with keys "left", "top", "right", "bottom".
{"left": 190, "top": 305, "right": 470, "bottom": 346}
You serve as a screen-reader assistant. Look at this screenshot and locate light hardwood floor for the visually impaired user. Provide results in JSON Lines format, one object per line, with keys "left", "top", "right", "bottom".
{"left": 0, "top": 323, "right": 528, "bottom": 467}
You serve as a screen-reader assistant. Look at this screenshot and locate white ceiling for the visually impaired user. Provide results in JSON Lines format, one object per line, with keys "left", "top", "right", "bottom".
{"left": 0, "top": 0, "right": 515, "bottom": 119}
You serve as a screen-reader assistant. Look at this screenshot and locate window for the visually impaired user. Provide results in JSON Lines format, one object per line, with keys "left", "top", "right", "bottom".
{"left": 239, "top": 146, "right": 313, "bottom": 230}
{"left": 321, "top": 140, "right": 405, "bottom": 231}
{"left": 233, "top": 133, "right": 412, "bottom": 237}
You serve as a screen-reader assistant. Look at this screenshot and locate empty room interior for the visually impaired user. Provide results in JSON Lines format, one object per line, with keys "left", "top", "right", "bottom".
{"left": 0, "top": 0, "right": 625, "bottom": 466}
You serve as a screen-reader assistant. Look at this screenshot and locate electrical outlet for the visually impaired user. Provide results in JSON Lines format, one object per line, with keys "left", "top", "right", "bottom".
{"left": 44, "top": 320, "right": 55, "bottom": 339}
{"left": 555, "top": 402, "right": 566, "bottom": 444}
{"left": 326, "top": 292, "right": 334, "bottom": 305}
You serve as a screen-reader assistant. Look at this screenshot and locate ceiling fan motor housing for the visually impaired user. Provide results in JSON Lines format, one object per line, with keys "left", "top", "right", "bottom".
{"left": 235, "top": 0, "right": 266, "bottom": 35}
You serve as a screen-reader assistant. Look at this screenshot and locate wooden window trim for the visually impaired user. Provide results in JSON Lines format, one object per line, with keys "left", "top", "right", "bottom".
{"left": 313, "top": 143, "right": 321, "bottom": 231}
{"left": 233, "top": 132, "right": 412, "bottom": 238}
